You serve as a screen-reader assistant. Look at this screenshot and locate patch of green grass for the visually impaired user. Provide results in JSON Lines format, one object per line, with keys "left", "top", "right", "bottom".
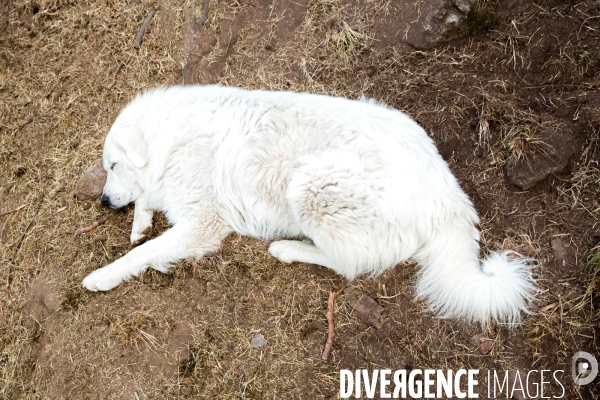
{"left": 572, "top": 251, "right": 600, "bottom": 319}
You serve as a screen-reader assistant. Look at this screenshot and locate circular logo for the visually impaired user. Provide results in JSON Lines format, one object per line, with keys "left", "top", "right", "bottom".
{"left": 572, "top": 351, "right": 598, "bottom": 385}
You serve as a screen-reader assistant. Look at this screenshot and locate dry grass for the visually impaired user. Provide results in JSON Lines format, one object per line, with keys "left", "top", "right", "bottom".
{"left": 0, "top": 0, "right": 599, "bottom": 398}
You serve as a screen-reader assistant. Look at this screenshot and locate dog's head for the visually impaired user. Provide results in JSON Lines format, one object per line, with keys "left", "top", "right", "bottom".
{"left": 101, "top": 113, "right": 149, "bottom": 209}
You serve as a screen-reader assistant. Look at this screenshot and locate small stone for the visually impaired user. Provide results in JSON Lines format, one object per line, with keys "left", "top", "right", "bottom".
{"left": 73, "top": 159, "right": 106, "bottom": 200}
{"left": 347, "top": 290, "right": 384, "bottom": 329}
{"left": 70, "top": 137, "right": 80, "bottom": 148}
{"left": 95, "top": 234, "right": 108, "bottom": 242}
{"left": 251, "top": 333, "right": 266, "bottom": 349}
{"left": 470, "top": 334, "right": 494, "bottom": 355}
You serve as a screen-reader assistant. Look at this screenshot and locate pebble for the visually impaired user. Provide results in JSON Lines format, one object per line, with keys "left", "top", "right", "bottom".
{"left": 251, "top": 333, "right": 266, "bottom": 349}
{"left": 470, "top": 334, "right": 494, "bottom": 355}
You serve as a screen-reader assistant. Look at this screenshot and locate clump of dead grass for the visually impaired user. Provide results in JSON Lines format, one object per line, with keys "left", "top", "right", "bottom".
{"left": 326, "top": 20, "right": 370, "bottom": 56}
{"left": 305, "top": 0, "right": 371, "bottom": 61}
{"left": 476, "top": 92, "right": 558, "bottom": 165}
{"left": 110, "top": 310, "right": 160, "bottom": 348}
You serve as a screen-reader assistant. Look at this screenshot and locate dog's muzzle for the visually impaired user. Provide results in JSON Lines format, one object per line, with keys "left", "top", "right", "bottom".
{"left": 101, "top": 193, "right": 112, "bottom": 208}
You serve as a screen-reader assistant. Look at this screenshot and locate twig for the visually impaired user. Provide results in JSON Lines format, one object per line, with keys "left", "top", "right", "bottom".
{"left": 581, "top": 141, "right": 594, "bottom": 158}
{"left": 73, "top": 213, "right": 111, "bottom": 237}
{"left": 107, "top": 62, "right": 124, "bottom": 89}
{"left": 5, "top": 194, "right": 44, "bottom": 290}
{"left": 321, "top": 284, "right": 346, "bottom": 360}
{"left": 133, "top": 10, "right": 156, "bottom": 49}
{"left": 0, "top": 204, "right": 26, "bottom": 218}
{"left": 107, "top": 54, "right": 131, "bottom": 89}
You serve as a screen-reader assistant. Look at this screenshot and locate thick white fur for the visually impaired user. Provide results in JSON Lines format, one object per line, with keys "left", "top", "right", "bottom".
{"left": 82, "top": 85, "right": 537, "bottom": 325}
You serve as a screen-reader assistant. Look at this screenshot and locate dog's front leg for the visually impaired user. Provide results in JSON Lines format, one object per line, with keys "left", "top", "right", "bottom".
{"left": 82, "top": 223, "right": 221, "bottom": 291}
{"left": 130, "top": 196, "right": 154, "bottom": 245}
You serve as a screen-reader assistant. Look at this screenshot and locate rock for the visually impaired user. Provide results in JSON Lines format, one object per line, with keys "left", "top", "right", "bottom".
{"left": 95, "top": 234, "right": 108, "bottom": 242}
{"left": 347, "top": 289, "right": 384, "bottom": 329}
{"left": 69, "top": 137, "right": 80, "bottom": 148}
{"left": 506, "top": 130, "right": 575, "bottom": 190}
{"left": 479, "top": 340, "right": 494, "bottom": 355}
{"left": 251, "top": 332, "right": 266, "bottom": 349}
{"left": 73, "top": 159, "right": 106, "bottom": 200}
{"left": 373, "top": 0, "right": 477, "bottom": 50}
{"left": 470, "top": 334, "right": 494, "bottom": 355}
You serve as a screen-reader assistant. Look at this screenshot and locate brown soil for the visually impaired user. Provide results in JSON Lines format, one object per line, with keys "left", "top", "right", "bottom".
{"left": 1, "top": 0, "right": 599, "bottom": 399}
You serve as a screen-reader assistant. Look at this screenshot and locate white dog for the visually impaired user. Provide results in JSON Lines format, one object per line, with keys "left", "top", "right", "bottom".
{"left": 82, "top": 85, "right": 536, "bottom": 325}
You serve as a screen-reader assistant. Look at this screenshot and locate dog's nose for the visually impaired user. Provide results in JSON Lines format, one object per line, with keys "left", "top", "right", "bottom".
{"left": 101, "top": 194, "right": 111, "bottom": 207}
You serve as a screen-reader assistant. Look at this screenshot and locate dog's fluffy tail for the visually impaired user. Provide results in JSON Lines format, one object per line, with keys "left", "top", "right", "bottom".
{"left": 414, "top": 223, "right": 538, "bottom": 326}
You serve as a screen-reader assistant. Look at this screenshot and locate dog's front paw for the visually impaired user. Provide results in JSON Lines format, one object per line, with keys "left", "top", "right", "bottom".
{"left": 130, "top": 227, "right": 151, "bottom": 246}
{"left": 82, "top": 264, "right": 126, "bottom": 292}
{"left": 268, "top": 241, "right": 297, "bottom": 264}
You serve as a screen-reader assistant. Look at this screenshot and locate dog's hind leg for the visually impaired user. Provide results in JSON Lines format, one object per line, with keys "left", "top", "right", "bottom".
{"left": 268, "top": 240, "right": 335, "bottom": 269}
{"left": 131, "top": 196, "right": 154, "bottom": 245}
{"left": 278, "top": 151, "right": 409, "bottom": 280}
{"left": 83, "top": 220, "right": 227, "bottom": 291}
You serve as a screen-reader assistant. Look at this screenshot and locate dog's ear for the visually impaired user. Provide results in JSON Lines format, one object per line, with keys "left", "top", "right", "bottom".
{"left": 117, "top": 128, "right": 148, "bottom": 168}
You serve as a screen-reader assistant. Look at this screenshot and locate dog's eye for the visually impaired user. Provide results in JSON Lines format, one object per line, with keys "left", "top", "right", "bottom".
{"left": 110, "top": 163, "right": 116, "bottom": 170}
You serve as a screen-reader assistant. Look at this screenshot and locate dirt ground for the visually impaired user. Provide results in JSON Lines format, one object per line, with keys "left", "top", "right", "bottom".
{"left": 0, "top": 0, "right": 599, "bottom": 398}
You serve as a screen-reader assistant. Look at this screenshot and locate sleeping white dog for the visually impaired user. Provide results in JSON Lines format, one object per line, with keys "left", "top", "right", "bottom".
{"left": 82, "top": 85, "right": 536, "bottom": 325}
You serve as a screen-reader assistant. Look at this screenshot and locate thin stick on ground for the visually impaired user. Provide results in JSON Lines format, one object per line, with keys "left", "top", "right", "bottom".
{"left": 107, "top": 62, "right": 125, "bottom": 89}
{"left": 322, "top": 284, "right": 346, "bottom": 360}
{"left": 5, "top": 194, "right": 44, "bottom": 290}
{"left": 74, "top": 213, "right": 112, "bottom": 237}
{"left": 107, "top": 54, "right": 132, "bottom": 89}
{"left": 0, "top": 204, "right": 26, "bottom": 218}
{"left": 133, "top": 10, "right": 156, "bottom": 49}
